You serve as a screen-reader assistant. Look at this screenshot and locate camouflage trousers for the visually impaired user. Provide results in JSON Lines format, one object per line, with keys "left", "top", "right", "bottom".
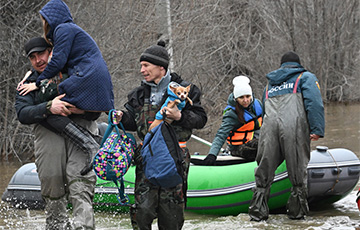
{"left": 130, "top": 147, "right": 190, "bottom": 230}
{"left": 230, "top": 139, "right": 258, "bottom": 161}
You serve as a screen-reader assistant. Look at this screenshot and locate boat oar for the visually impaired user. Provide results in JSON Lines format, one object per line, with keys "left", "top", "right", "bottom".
{"left": 190, "top": 134, "right": 225, "bottom": 152}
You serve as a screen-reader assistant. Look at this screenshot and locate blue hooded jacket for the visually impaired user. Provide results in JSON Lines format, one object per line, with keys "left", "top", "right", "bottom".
{"left": 263, "top": 62, "right": 325, "bottom": 137}
{"left": 38, "top": 0, "right": 114, "bottom": 111}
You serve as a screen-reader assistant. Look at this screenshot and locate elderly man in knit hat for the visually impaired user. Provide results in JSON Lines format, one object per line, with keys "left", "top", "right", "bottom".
{"left": 248, "top": 51, "right": 325, "bottom": 221}
{"left": 115, "top": 40, "right": 207, "bottom": 229}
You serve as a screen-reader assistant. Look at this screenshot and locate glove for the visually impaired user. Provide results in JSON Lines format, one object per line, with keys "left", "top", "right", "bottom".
{"left": 203, "top": 154, "right": 217, "bottom": 166}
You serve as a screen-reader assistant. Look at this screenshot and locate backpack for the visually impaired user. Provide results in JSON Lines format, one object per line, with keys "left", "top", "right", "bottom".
{"left": 93, "top": 109, "right": 136, "bottom": 205}
{"left": 141, "top": 121, "right": 184, "bottom": 188}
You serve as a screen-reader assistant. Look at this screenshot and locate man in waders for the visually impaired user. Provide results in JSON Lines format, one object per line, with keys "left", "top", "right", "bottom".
{"left": 114, "top": 40, "right": 207, "bottom": 229}
{"left": 248, "top": 51, "right": 325, "bottom": 221}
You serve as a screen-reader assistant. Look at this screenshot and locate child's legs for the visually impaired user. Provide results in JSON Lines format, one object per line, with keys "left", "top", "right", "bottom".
{"left": 45, "top": 114, "right": 100, "bottom": 155}
{"left": 46, "top": 114, "right": 72, "bottom": 133}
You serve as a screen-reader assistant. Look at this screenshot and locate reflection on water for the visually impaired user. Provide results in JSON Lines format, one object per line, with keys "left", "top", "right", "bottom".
{"left": 311, "top": 103, "right": 360, "bottom": 156}
{"left": 1, "top": 191, "right": 359, "bottom": 229}
{"left": 0, "top": 103, "right": 359, "bottom": 229}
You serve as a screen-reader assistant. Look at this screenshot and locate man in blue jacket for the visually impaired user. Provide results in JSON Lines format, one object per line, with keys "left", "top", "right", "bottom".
{"left": 248, "top": 51, "right": 325, "bottom": 221}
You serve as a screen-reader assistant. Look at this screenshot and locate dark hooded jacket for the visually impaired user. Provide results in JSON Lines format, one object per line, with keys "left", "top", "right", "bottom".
{"left": 263, "top": 62, "right": 325, "bottom": 137}
{"left": 38, "top": 0, "right": 114, "bottom": 111}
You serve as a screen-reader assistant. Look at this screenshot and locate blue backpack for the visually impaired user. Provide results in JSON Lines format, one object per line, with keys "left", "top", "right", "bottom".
{"left": 141, "top": 121, "right": 184, "bottom": 188}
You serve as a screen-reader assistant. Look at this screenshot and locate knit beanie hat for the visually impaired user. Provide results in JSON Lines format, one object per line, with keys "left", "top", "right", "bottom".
{"left": 233, "top": 75, "right": 252, "bottom": 98}
{"left": 139, "top": 40, "right": 169, "bottom": 70}
{"left": 281, "top": 51, "right": 301, "bottom": 65}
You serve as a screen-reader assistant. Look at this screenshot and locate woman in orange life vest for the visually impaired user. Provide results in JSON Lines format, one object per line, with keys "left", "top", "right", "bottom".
{"left": 203, "top": 75, "right": 263, "bottom": 165}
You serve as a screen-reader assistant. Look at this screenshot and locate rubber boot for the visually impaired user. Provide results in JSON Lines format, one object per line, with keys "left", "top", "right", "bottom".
{"left": 44, "top": 196, "right": 72, "bottom": 230}
{"left": 286, "top": 185, "right": 309, "bottom": 220}
{"left": 63, "top": 122, "right": 100, "bottom": 175}
{"left": 248, "top": 187, "right": 270, "bottom": 221}
{"left": 129, "top": 204, "right": 139, "bottom": 230}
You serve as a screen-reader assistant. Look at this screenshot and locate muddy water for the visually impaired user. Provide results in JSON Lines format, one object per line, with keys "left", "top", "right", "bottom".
{"left": 0, "top": 103, "right": 359, "bottom": 229}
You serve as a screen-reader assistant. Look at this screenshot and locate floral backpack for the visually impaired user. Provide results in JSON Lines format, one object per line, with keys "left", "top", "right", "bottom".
{"left": 93, "top": 109, "right": 136, "bottom": 205}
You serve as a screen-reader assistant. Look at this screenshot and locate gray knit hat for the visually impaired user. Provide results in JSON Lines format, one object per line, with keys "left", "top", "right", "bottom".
{"left": 139, "top": 40, "right": 169, "bottom": 70}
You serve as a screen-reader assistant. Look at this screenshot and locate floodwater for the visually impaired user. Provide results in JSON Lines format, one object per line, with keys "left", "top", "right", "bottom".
{"left": 0, "top": 103, "right": 359, "bottom": 229}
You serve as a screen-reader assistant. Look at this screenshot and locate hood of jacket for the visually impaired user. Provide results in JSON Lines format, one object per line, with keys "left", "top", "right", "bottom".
{"left": 227, "top": 93, "right": 237, "bottom": 108}
{"left": 266, "top": 62, "right": 305, "bottom": 85}
{"left": 40, "top": 0, "right": 73, "bottom": 40}
{"left": 167, "top": 81, "right": 184, "bottom": 101}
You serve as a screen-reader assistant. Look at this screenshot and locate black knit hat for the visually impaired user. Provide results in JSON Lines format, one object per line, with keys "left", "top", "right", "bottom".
{"left": 281, "top": 51, "right": 301, "bottom": 65}
{"left": 139, "top": 40, "right": 169, "bottom": 70}
{"left": 24, "top": 37, "right": 52, "bottom": 57}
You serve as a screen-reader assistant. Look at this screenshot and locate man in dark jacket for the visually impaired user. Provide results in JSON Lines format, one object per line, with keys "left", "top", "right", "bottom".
{"left": 248, "top": 51, "right": 325, "bottom": 221}
{"left": 15, "top": 37, "right": 98, "bottom": 229}
{"left": 116, "top": 40, "right": 207, "bottom": 229}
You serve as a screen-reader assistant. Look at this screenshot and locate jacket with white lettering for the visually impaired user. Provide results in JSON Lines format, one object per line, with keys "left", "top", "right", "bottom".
{"left": 263, "top": 62, "right": 325, "bottom": 137}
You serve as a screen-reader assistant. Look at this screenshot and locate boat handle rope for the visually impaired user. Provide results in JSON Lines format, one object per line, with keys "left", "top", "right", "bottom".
{"left": 327, "top": 149, "right": 340, "bottom": 192}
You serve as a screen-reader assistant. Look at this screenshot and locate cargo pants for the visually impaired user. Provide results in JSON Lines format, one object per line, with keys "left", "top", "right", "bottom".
{"left": 34, "top": 117, "right": 97, "bottom": 229}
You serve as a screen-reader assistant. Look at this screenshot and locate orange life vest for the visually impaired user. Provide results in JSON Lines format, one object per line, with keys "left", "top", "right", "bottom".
{"left": 227, "top": 116, "right": 262, "bottom": 145}
{"left": 226, "top": 99, "right": 263, "bottom": 146}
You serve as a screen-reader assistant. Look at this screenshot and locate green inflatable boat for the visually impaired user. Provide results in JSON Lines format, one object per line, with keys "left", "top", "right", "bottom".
{"left": 3, "top": 147, "right": 360, "bottom": 216}
{"left": 93, "top": 155, "right": 291, "bottom": 215}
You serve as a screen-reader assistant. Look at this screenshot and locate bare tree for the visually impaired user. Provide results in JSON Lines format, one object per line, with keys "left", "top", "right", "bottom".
{"left": 1, "top": 0, "right": 359, "bottom": 160}
{"left": 1, "top": 0, "right": 47, "bottom": 161}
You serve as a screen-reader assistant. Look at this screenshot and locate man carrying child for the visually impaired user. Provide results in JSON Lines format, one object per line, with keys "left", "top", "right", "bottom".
{"left": 15, "top": 37, "right": 98, "bottom": 229}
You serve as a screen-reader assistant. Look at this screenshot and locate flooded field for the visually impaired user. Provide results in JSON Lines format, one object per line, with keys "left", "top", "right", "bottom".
{"left": 1, "top": 103, "right": 359, "bottom": 229}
